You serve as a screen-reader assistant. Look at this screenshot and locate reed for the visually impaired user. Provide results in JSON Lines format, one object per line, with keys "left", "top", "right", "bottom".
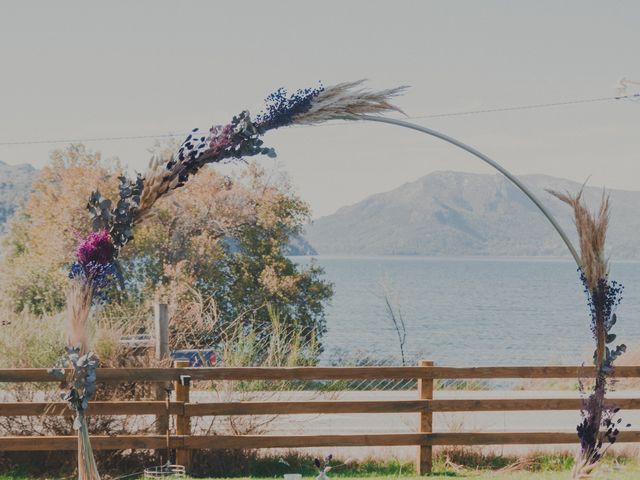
{"left": 287, "top": 80, "right": 407, "bottom": 124}
{"left": 548, "top": 189, "right": 609, "bottom": 290}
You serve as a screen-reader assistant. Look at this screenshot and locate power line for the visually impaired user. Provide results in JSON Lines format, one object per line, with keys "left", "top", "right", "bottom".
{"left": 0, "top": 93, "right": 638, "bottom": 147}
{"left": 408, "top": 95, "right": 638, "bottom": 119}
{"left": 0, "top": 132, "right": 181, "bottom": 147}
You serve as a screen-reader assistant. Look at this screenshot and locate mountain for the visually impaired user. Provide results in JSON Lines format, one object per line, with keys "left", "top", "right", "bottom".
{"left": 0, "top": 161, "right": 37, "bottom": 234}
{"left": 303, "top": 171, "right": 640, "bottom": 259}
{"left": 283, "top": 233, "right": 318, "bottom": 256}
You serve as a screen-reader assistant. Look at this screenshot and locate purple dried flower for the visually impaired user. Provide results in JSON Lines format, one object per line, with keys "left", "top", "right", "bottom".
{"left": 208, "top": 123, "right": 234, "bottom": 157}
{"left": 75, "top": 229, "right": 115, "bottom": 267}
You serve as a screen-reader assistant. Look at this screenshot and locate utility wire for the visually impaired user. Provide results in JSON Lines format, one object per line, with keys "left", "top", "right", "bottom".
{"left": 0, "top": 93, "right": 638, "bottom": 147}
{"left": 409, "top": 94, "right": 639, "bottom": 119}
{"left": 0, "top": 132, "right": 180, "bottom": 147}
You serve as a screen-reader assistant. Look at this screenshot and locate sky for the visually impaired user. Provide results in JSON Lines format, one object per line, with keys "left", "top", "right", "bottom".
{"left": 1, "top": 1, "right": 640, "bottom": 218}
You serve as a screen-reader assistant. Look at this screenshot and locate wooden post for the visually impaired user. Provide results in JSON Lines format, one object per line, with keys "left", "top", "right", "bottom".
{"left": 417, "top": 360, "right": 433, "bottom": 475}
{"left": 174, "top": 360, "right": 192, "bottom": 471}
{"left": 154, "top": 304, "right": 170, "bottom": 437}
{"left": 154, "top": 303, "right": 169, "bottom": 361}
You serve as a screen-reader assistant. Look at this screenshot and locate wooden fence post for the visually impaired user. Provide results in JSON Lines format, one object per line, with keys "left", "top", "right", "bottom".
{"left": 174, "top": 360, "right": 192, "bottom": 471}
{"left": 417, "top": 360, "right": 433, "bottom": 475}
{"left": 154, "top": 304, "right": 170, "bottom": 437}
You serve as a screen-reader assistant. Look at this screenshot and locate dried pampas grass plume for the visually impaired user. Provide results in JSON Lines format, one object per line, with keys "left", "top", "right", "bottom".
{"left": 548, "top": 185, "right": 616, "bottom": 479}
{"left": 292, "top": 80, "right": 408, "bottom": 125}
{"left": 136, "top": 152, "right": 176, "bottom": 223}
{"left": 66, "top": 279, "right": 93, "bottom": 355}
{"left": 547, "top": 187, "right": 610, "bottom": 290}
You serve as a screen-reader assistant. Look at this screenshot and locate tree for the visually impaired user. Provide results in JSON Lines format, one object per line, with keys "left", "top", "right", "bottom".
{"left": 1, "top": 144, "right": 332, "bottom": 351}
{"left": 0, "top": 145, "right": 120, "bottom": 314}
{"left": 122, "top": 162, "right": 333, "bottom": 348}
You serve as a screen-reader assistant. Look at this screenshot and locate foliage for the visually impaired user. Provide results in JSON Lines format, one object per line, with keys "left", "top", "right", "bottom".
{"left": 0, "top": 309, "right": 66, "bottom": 368}
{"left": 87, "top": 174, "right": 143, "bottom": 248}
{"left": 123, "top": 161, "right": 332, "bottom": 348}
{"left": 0, "top": 144, "right": 332, "bottom": 351}
{"left": 0, "top": 145, "right": 121, "bottom": 314}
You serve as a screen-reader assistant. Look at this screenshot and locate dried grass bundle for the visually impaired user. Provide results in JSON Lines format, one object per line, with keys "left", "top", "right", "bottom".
{"left": 77, "top": 420, "right": 101, "bottom": 480}
{"left": 547, "top": 188, "right": 610, "bottom": 289}
{"left": 66, "top": 279, "right": 93, "bottom": 355}
{"left": 291, "top": 80, "right": 408, "bottom": 125}
{"left": 548, "top": 187, "right": 623, "bottom": 479}
{"left": 135, "top": 153, "right": 175, "bottom": 223}
{"left": 66, "top": 278, "right": 101, "bottom": 480}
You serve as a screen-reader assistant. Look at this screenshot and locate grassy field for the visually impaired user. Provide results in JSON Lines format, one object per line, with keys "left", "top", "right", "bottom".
{"left": 0, "top": 452, "right": 636, "bottom": 479}
{"left": 211, "top": 468, "right": 634, "bottom": 479}
{"left": 1, "top": 465, "right": 638, "bottom": 480}
{"left": 1, "top": 472, "right": 638, "bottom": 480}
{"left": 208, "top": 468, "right": 635, "bottom": 479}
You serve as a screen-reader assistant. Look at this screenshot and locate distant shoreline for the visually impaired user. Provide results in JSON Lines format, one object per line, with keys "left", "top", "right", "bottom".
{"left": 290, "top": 254, "right": 640, "bottom": 264}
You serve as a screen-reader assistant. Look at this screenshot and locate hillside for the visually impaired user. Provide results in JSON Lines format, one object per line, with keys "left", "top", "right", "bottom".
{"left": 3, "top": 166, "right": 639, "bottom": 259}
{"left": 0, "top": 161, "right": 37, "bottom": 234}
{"left": 303, "top": 171, "right": 640, "bottom": 259}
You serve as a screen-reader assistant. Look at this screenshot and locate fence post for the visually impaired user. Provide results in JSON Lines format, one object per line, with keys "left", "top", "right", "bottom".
{"left": 174, "top": 360, "right": 192, "bottom": 471}
{"left": 417, "top": 360, "right": 433, "bottom": 475}
{"left": 154, "top": 304, "right": 170, "bottom": 438}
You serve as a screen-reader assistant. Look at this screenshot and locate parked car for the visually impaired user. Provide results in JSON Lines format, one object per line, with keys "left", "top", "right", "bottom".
{"left": 170, "top": 349, "right": 216, "bottom": 367}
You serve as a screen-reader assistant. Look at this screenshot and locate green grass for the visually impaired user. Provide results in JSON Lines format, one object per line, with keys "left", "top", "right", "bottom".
{"left": 204, "top": 467, "right": 639, "bottom": 479}
{"left": 180, "top": 464, "right": 638, "bottom": 479}
{"left": 1, "top": 452, "right": 637, "bottom": 479}
{"left": 2, "top": 465, "right": 640, "bottom": 480}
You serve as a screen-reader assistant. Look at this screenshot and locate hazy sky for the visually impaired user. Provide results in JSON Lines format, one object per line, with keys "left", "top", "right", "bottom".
{"left": 1, "top": 1, "right": 639, "bottom": 218}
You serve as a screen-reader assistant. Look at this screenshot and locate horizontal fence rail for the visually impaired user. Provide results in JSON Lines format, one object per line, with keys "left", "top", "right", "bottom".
{"left": 2, "top": 363, "right": 640, "bottom": 475}
{"left": 4, "top": 365, "right": 640, "bottom": 383}
{"left": 4, "top": 398, "right": 640, "bottom": 417}
{"left": 3, "top": 431, "right": 640, "bottom": 452}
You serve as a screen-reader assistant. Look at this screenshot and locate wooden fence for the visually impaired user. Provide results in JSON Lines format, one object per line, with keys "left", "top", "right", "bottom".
{"left": 2, "top": 362, "right": 640, "bottom": 475}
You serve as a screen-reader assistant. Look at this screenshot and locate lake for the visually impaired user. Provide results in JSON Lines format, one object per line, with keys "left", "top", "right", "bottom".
{"left": 293, "top": 256, "right": 640, "bottom": 367}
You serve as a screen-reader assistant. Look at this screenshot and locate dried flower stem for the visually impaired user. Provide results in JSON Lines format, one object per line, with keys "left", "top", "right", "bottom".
{"left": 549, "top": 188, "right": 610, "bottom": 366}
{"left": 77, "top": 412, "right": 101, "bottom": 480}
{"left": 66, "top": 279, "right": 93, "bottom": 355}
{"left": 548, "top": 188, "right": 622, "bottom": 479}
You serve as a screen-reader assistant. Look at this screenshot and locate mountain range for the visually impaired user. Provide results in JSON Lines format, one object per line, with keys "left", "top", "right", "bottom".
{"left": 0, "top": 160, "right": 36, "bottom": 234}
{"left": 303, "top": 170, "right": 640, "bottom": 259}
{"left": 2, "top": 163, "right": 639, "bottom": 259}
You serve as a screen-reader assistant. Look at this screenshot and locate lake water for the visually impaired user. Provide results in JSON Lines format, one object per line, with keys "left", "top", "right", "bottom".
{"left": 293, "top": 256, "right": 640, "bottom": 367}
